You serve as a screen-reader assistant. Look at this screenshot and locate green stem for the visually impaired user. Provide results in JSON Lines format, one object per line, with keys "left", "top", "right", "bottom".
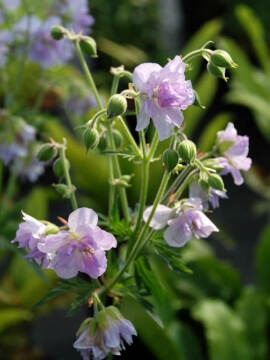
{"left": 163, "top": 165, "right": 192, "bottom": 202}
{"left": 146, "top": 131, "right": 159, "bottom": 161}
{"left": 182, "top": 48, "right": 211, "bottom": 63}
{"left": 118, "top": 116, "right": 142, "bottom": 159}
{"left": 106, "top": 122, "right": 129, "bottom": 222}
{"left": 173, "top": 169, "right": 198, "bottom": 200}
{"left": 98, "top": 171, "right": 170, "bottom": 296}
{"left": 59, "top": 142, "right": 78, "bottom": 210}
{"left": 74, "top": 40, "right": 103, "bottom": 110}
{"left": 133, "top": 131, "right": 149, "bottom": 236}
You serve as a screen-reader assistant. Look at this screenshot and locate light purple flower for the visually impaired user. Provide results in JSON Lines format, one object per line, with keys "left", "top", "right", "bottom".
{"left": 56, "top": 0, "right": 94, "bottom": 34}
{"left": 133, "top": 56, "right": 194, "bottom": 140}
{"left": 14, "top": 155, "right": 45, "bottom": 182}
{"left": 144, "top": 198, "right": 218, "bottom": 247}
{"left": 1, "top": 0, "right": 21, "bottom": 10}
{"left": 12, "top": 212, "right": 51, "bottom": 268}
{"left": 216, "top": 122, "right": 252, "bottom": 185}
{"left": 29, "top": 16, "right": 73, "bottom": 68}
{"left": 74, "top": 307, "right": 137, "bottom": 360}
{"left": 0, "top": 143, "right": 26, "bottom": 164}
{"left": 65, "top": 94, "right": 98, "bottom": 116}
{"left": 38, "top": 208, "right": 117, "bottom": 279}
{"left": 189, "top": 183, "right": 227, "bottom": 210}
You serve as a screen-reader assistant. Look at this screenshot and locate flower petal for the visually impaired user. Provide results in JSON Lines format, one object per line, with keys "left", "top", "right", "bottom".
{"left": 136, "top": 100, "right": 150, "bottom": 131}
{"left": 143, "top": 205, "right": 172, "bottom": 230}
{"left": 68, "top": 207, "right": 98, "bottom": 233}
{"left": 164, "top": 216, "right": 192, "bottom": 247}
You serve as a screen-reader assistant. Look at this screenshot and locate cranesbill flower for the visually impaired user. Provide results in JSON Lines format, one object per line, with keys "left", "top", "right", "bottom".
{"left": 38, "top": 208, "right": 117, "bottom": 279}
{"left": 144, "top": 198, "right": 218, "bottom": 247}
{"left": 12, "top": 212, "right": 53, "bottom": 268}
{"left": 189, "top": 183, "right": 227, "bottom": 210}
{"left": 74, "top": 307, "right": 137, "bottom": 360}
{"left": 216, "top": 122, "right": 252, "bottom": 185}
{"left": 133, "top": 56, "right": 194, "bottom": 140}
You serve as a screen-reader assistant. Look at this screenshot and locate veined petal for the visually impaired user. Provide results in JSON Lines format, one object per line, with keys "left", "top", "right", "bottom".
{"left": 68, "top": 207, "right": 98, "bottom": 233}
{"left": 135, "top": 100, "right": 150, "bottom": 131}
{"left": 143, "top": 204, "right": 172, "bottom": 230}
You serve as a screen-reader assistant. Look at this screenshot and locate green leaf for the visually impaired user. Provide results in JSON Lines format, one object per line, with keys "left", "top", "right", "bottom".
{"left": 0, "top": 308, "right": 32, "bottom": 333}
{"left": 255, "top": 225, "right": 270, "bottom": 293}
{"left": 198, "top": 113, "right": 232, "bottom": 152}
{"left": 192, "top": 299, "right": 252, "bottom": 360}
{"left": 235, "top": 5, "right": 270, "bottom": 76}
{"left": 236, "top": 286, "right": 267, "bottom": 360}
{"left": 121, "top": 296, "right": 185, "bottom": 360}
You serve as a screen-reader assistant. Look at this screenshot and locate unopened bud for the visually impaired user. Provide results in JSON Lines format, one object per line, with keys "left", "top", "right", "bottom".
{"left": 208, "top": 173, "right": 225, "bottom": 191}
{"left": 53, "top": 158, "right": 70, "bottom": 178}
{"left": 162, "top": 149, "right": 179, "bottom": 172}
{"left": 83, "top": 128, "right": 99, "bottom": 151}
{"left": 53, "top": 183, "right": 76, "bottom": 198}
{"left": 80, "top": 36, "right": 97, "bottom": 57}
{"left": 98, "top": 132, "right": 107, "bottom": 151}
{"left": 207, "top": 62, "right": 228, "bottom": 82}
{"left": 112, "top": 129, "right": 123, "bottom": 148}
{"left": 51, "top": 25, "right": 66, "bottom": 40}
{"left": 37, "top": 143, "right": 58, "bottom": 162}
{"left": 178, "top": 140, "right": 197, "bottom": 163}
{"left": 211, "top": 50, "right": 238, "bottom": 69}
{"left": 107, "top": 95, "right": 127, "bottom": 118}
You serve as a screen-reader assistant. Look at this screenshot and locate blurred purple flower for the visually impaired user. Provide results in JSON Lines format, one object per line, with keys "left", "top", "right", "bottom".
{"left": 189, "top": 183, "right": 227, "bottom": 210}
{"left": 1, "top": 0, "right": 21, "bottom": 10}
{"left": 12, "top": 212, "right": 51, "bottom": 268}
{"left": 133, "top": 56, "right": 194, "bottom": 140}
{"left": 74, "top": 307, "right": 137, "bottom": 360}
{"left": 14, "top": 155, "right": 45, "bottom": 182}
{"left": 38, "top": 208, "right": 117, "bottom": 279}
{"left": 56, "top": 0, "right": 94, "bottom": 34}
{"left": 65, "top": 94, "right": 98, "bottom": 116}
{"left": 216, "top": 122, "right": 252, "bottom": 185}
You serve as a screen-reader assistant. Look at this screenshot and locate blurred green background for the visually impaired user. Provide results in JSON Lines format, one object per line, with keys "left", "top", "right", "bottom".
{"left": 1, "top": 0, "right": 270, "bottom": 359}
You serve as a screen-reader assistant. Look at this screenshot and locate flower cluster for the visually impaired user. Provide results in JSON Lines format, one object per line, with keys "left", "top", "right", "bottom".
{"left": 0, "top": 0, "right": 94, "bottom": 67}
{"left": 74, "top": 306, "right": 137, "bottom": 360}
{"left": 144, "top": 198, "right": 219, "bottom": 247}
{"left": 13, "top": 207, "right": 117, "bottom": 279}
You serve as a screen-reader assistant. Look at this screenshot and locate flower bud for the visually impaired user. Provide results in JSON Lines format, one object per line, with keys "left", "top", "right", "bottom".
{"left": 211, "top": 50, "right": 238, "bottom": 69}
{"left": 178, "top": 140, "right": 197, "bottom": 163}
{"left": 37, "top": 143, "right": 58, "bottom": 162}
{"left": 98, "top": 131, "right": 107, "bottom": 151}
{"left": 51, "top": 25, "right": 66, "bottom": 40}
{"left": 107, "top": 94, "right": 127, "bottom": 118}
{"left": 162, "top": 149, "right": 179, "bottom": 172}
{"left": 207, "top": 62, "right": 228, "bottom": 82}
{"left": 83, "top": 128, "right": 99, "bottom": 152}
{"left": 79, "top": 36, "right": 97, "bottom": 57}
{"left": 112, "top": 129, "right": 123, "bottom": 148}
{"left": 208, "top": 173, "right": 225, "bottom": 191}
{"left": 53, "top": 183, "right": 76, "bottom": 198}
{"left": 53, "top": 158, "right": 70, "bottom": 178}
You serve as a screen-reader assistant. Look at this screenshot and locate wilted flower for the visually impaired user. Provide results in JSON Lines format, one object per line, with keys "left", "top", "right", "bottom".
{"left": 133, "top": 56, "right": 194, "bottom": 140}
{"left": 74, "top": 306, "right": 137, "bottom": 360}
{"left": 38, "top": 208, "right": 117, "bottom": 279}
{"left": 216, "top": 122, "right": 252, "bottom": 185}
{"left": 12, "top": 212, "right": 55, "bottom": 268}
{"left": 144, "top": 198, "right": 218, "bottom": 247}
{"left": 189, "top": 183, "right": 227, "bottom": 210}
